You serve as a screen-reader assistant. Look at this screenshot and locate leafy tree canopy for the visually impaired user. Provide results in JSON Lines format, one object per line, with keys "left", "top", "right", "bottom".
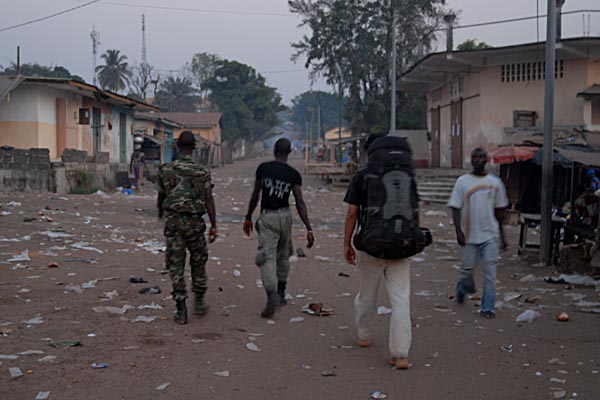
{"left": 205, "top": 59, "right": 284, "bottom": 142}
{"left": 289, "top": 0, "right": 446, "bottom": 133}
{"left": 289, "top": 90, "right": 348, "bottom": 136}
{"left": 457, "top": 39, "right": 492, "bottom": 51}
{"left": 189, "top": 52, "right": 221, "bottom": 101}
{"left": 154, "top": 76, "right": 198, "bottom": 112}
{"left": 0, "top": 62, "right": 84, "bottom": 82}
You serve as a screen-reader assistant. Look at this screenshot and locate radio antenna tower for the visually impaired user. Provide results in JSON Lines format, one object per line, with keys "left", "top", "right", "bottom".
{"left": 141, "top": 14, "right": 148, "bottom": 65}
{"left": 90, "top": 23, "right": 100, "bottom": 86}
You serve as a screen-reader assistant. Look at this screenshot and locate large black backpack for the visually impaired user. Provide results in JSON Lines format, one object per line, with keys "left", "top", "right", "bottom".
{"left": 353, "top": 136, "right": 430, "bottom": 259}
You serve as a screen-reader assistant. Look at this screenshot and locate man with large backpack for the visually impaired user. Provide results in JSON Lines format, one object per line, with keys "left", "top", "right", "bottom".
{"left": 343, "top": 134, "right": 429, "bottom": 370}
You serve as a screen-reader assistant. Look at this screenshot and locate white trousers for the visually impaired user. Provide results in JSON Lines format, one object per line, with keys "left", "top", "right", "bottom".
{"left": 355, "top": 251, "right": 412, "bottom": 358}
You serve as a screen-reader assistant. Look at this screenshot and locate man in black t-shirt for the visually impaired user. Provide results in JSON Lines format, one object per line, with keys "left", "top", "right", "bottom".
{"left": 244, "top": 138, "right": 315, "bottom": 318}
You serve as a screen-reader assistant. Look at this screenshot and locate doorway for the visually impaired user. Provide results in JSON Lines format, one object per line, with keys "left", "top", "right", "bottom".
{"left": 450, "top": 100, "right": 463, "bottom": 169}
{"left": 92, "top": 107, "right": 101, "bottom": 157}
{"left": 431, "top": 106, "right": 440, "bottom": 168}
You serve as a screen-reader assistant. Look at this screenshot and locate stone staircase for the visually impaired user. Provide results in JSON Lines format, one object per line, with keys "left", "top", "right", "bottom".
{"left": 416, "top": 168, "right": 467, "bottom": 204}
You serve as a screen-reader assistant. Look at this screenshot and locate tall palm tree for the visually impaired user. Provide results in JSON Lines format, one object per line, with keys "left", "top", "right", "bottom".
{"left": 154, "top": 76, "right": 198, "bottom": 112}
{"left": 95, "top": 49, "right": 131, "bottom": 92}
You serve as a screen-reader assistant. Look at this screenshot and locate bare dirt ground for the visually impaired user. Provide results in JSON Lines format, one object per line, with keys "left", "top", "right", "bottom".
{"left": 1, "top": 155, "right": 599, "bottom": 400}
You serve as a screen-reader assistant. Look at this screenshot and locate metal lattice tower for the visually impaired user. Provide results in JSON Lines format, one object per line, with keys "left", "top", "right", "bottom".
{"left": 141, "top": 14, "right": 148, "bottom": 65}
{"left": 90, "top": 24, "right": 100, "bottom": 86}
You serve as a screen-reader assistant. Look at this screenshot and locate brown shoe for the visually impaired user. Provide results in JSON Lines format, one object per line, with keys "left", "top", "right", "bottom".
{"left": 357, "top": 339, "right": 372, "bottom": 348}
{"left": 388, "top": 357, "right": 409, "bottom": 369}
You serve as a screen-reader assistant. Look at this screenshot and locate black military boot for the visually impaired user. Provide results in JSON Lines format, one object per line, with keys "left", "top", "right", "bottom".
{"left": 194, "top": 296, "right": 209, "bottom": 316}
{"left": 260, "top": 290, "right": 279, "bottom": 318}
{"left": 174, "top": 299, "right": 188, "bottom": 325}
{"left": 277, "top": 281, "right": 287, "bottom": 306}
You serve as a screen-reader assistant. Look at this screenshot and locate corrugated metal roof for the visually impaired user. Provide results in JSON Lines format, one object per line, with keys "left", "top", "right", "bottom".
{"left": 555, "top": 147, "right": 600, "bottom": 167}
{"left": 577, "top": 84, "right": 600, "bottom": 98}
{"left": 0, "top": 76, "right": 24, "bottom": 103}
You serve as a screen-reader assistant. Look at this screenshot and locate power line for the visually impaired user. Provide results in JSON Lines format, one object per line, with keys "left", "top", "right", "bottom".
{"left": 84, "top": 1, "right": 293, "bottom": 17}
{"left": 0, "top": 0, "right": 100, "bottom": 33}
{"left": 455, "top": 9, "right": 600, "bottom": 30}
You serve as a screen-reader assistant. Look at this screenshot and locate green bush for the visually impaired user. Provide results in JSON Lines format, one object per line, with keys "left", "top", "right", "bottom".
{"left": 71, "top": 169, "right": 97, "bottom": 194}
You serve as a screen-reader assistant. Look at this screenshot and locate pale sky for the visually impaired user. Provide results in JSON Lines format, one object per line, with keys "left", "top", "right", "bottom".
{"left": 0, "top": 0, "right": 598, "bottom": 105}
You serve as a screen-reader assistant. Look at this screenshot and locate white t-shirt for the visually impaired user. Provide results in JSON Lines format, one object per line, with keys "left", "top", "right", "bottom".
{"left": 447, "top": 173, "right": 509, "bottom": 245}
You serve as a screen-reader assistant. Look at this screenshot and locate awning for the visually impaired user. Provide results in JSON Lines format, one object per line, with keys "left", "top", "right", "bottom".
{"left": 490, "top": 145, "right": 539, "bottom": 164}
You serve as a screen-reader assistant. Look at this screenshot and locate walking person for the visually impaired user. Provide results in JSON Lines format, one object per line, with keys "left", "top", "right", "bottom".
{"left": 243, "top": 138, "right": 315, "bottom": 318}
{"left": 129, "top": 144, "right": 147, "bottom": 190}
{"left": 344, "top": 134, "right": 429, "bottom": 370}
{"left": 448, "top": 147, "right": 508, "bottom": 319}
{"left": 156, "top": 131, "right": 217, "bottom": 325}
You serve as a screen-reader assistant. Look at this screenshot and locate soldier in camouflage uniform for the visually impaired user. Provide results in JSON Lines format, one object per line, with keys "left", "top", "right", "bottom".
{"left": 156, "top": 131, "right": 217, "bottom": 325}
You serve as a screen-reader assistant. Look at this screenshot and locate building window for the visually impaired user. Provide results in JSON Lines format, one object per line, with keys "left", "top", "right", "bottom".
{"left": 513, "top": 110, "right": 537, "bottom": 128}
{"left": 592, "top": 98, "right": 600, "bottom": 125}
{"left": 501, "top": 60, "right": 564, "bottom": 82}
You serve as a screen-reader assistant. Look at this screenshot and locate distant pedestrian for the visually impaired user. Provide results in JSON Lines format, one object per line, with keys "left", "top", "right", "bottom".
{"left": 344, "top": 134, "right": 429, "bottom": 370}
{"left": 448, "top": 147, "right": 508, "bottom": 319}
{"left": 129, "top": 145, "right": 147, "bottom": 189}
{"left": 171, "top": 140, "right": 179, "bottom": 161}
{"left": 156, "top": 131, "right": 217, "bottom": 325}
{"left": 244, "top": 138, "right": 314, "bottom": 318}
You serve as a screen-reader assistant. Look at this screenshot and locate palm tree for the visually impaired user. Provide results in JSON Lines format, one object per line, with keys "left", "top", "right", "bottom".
{"left": 154, "top": 76, "right": 198, "bottom": 112}
{"left": 95, "top": 49, "right": 131, "bottom": 92}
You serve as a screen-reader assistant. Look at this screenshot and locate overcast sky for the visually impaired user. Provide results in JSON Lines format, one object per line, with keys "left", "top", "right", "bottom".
{"left": 0, "top": 0, "right": 598, "bottom": 104}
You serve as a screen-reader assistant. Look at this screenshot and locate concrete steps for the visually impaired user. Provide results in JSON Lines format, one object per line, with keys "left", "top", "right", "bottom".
{"left": 416, "top": 168, "right": 467, "bottom": 204}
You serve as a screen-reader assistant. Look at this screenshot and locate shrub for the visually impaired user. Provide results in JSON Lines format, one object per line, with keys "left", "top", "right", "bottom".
{"left": 71, "top": 169, "right": 97, "bottom": 194}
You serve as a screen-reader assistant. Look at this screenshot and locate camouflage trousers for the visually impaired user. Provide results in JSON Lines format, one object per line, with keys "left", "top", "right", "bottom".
{"left": 164, "top": 212, "right": 209, "bottom": 302}
{"left": 255, "top": 208, "right": 294, "bottom": 293}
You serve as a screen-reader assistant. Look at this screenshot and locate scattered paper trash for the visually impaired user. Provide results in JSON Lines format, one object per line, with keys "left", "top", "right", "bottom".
{"left": 81, "top": 279, "right": 98, "bottom": 289}
{"left": 18, "top": 350, "right": 44, "bottom": 356}
{"left": 9, "top": 367, "right": 23, "bottom": 378}
{"left": 289, "top": 317, "right": 305, "bottom": 323}
{"left": 213, "top": 370, "right": 230, "bottom": 377}
{"left": 8, "top": 250, "right": 31, "bottom": 262}
{"left": 23, "top": 316, "right": 44, "bottom": 325}
{"left": 38, "top": 355, "right": 57, "bottom": 363}
{"left": 131, "top": 315, "right": 156, "bottom": 323}
{"left": 91, "top": 362, "right": 108, "bottom": 369}
{"left": 377, "top": 306, "right": 392, "bottom": 315}
{"left": 232, "top": 269, "right": 241, "bottom": 278}
{"left": 370, "top": 390, "right": 388, "bottom": 399}
{"left": 516, "top": 309, "right": 541, "bottom": 323}
{"left": 552, "top": 391, "right": 566, "bottom": 399}
{"left": 93, "top": 305, "right": 133, "bottom": 315}
{"left": 156, "top": 382, "right": 170, "bottom": 391}
{"left": 245, "top": 342, "right": 260, "bottom": 352}
{"left": 35, "top": 391, "right": 50, "bottom": 400}
{"left": 49, "top": 340, "right": 80, "bottom": 348}
{"left": 139, "top": 286, "right": 161, "bottom": 295}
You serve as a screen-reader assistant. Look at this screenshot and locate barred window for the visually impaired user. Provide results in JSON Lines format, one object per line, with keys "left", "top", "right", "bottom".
{"left": 501, "top": 60, "right": 564, "bottom": 82}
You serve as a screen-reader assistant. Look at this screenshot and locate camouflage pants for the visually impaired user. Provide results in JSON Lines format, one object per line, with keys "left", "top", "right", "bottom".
{"left": 164, "top": 213, "right": 208, "bottom": 302}
{"left": 255, "top": 208, "right": 294, "bottom": 293}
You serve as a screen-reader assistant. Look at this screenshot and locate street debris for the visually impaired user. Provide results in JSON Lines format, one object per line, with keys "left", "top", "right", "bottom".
{"left": 156, "top": 382, "right": 170, "bottom": 391}
{"left": 377, "top": 306, "right": 392, "bottom": 315}
{"left": 71, "top": 242, "right": 104, "bottom": 254}
{"left": 129, "top": 277, "right": 148, "bottom": 283}
{"left": 321, "top": 370, "right": 336, "bottom": 377}
{"left": 213, "top": 370, "right": 230, "bottom": 377}
{"left": 556, "top": 312, "right": 569, "bottom": 322}
{"left": 131, "top": 315, "right": 156, "bottom": 323}
{"left": 245, "top": 342, "right": 260, "bottom": 352}
{"left": 35, "top": 391, "right": 51, "bottom": 400}
{"left": 37, "top": 356, "right": 57, "bottom": 363}
{"left": 91, "top": 362, "right": 108, "bottom": 369}
{"left": 138, "top": 286, "right": 161, "bottom": 294}
{"left": 9, "top": 367, "right": 23, "bottom": 378}
{"left": 92, "top": 305, "right": 133, "bottom": 315}
{"left": 516, "top": 310, "right": 541, "bottom": 323}
{"left": 289, "top": 317, "right": 305, "bottom": 323}
{"left": 49, "top": 340, "right": 80, "bottom": 348}
{"left": 370, "top": 390, "right": 388, "bottom": 399}
{"left": 8, "top": 250, "right": 31, "bottom": 262}
{"left": 23, "top": 316, "right": 43, "bottom": 325}
{"left": 302, "top": 303, "right": 334, "bottom": 316}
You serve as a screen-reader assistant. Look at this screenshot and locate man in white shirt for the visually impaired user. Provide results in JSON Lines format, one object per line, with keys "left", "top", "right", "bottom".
{"left": 447, "top": 148, "right": 508, "bottom": 319}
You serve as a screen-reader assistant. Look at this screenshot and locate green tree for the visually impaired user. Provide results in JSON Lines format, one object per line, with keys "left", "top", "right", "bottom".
{"left": 289, "top": 0, "right": 446, "bottom": 133}
{"left": 289, "top": 90, "right": 348, "bottom": 136}
{"left": 95, "top": 49, "right": 132, "bottom": 92}
{"left": 204, "top": 60, "right": 283, "bottom": 142}
{"left": 154, "top": 76, "right": 197, "bottom": 112}
{"left": 457, "top": 39, "right": 492, "bottom": 51}
{"left": 0, "top": 62, "right": 84, "bottom": 81}
{"left": 189, "top": 52, "right": 221, "bottom": 102}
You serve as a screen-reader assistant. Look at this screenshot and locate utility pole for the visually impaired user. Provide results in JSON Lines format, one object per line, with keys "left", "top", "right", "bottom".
{"left": 16, "top": 46, "right": 20, "bottom": 75}
{"left": 338, "top": 78, "right": 343, "bottom": 165}
{"left": 390, "top": 1, "right": 397, "bottom": 136}
{"left": 541, "top": 0, "right": 557, "bottom": 265}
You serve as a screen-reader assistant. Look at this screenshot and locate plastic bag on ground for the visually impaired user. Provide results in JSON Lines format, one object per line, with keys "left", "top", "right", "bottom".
{"left": 516, "top": 309, "right": 541, "bottom": 323}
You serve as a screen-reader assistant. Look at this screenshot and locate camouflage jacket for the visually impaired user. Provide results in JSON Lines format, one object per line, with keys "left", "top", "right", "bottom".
{"left": 156, "top": 155, "right": 212, "bottom": 215}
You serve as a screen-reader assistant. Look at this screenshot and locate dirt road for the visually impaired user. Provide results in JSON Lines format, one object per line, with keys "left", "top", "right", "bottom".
{"left": 1, "top": 156, "right": 598, "bottom": 400}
